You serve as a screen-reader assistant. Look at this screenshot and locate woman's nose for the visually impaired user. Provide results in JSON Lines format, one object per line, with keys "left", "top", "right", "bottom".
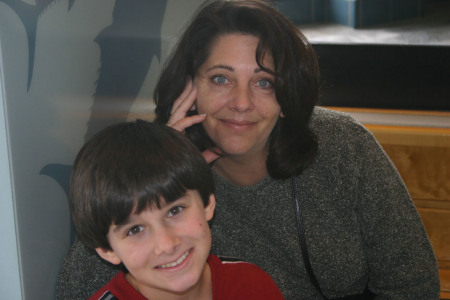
{"left": 153, "top": 227, "right": 181, "bottom": 256}
{"left": 228, "top": 84, "right": 254, "bottom": 112}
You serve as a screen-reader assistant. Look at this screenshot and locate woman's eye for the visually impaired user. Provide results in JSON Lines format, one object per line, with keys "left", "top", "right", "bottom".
{"left": 212, "top": 75, "right": 229, "bottom": 85}
{"left": 127, "top": 225, "right": 144, "bottom": 236}
{"left": 168, "top": 206, "right": 184, "bottom": 217}
{"left": 255, "top": 79, "right": 273, "bottom": 88}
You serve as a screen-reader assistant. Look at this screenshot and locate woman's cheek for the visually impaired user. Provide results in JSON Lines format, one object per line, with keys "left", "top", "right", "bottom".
{"left": 196, "top": 84, "right": 231, "bottom": 114}
{"left": 194, "top": 86, "right": 210, "bottom": 113}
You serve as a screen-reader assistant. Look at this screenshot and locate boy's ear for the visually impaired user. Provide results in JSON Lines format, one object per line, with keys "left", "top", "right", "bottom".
{"left": 95, "top": 247, "right": 122, "bottom": 265}
{"left": 205, "top": 194, "right": 216, "bottom": 221}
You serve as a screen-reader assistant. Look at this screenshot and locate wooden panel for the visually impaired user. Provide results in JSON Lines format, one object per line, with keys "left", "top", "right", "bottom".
{"left": 441, "top": 269, "right": 450, "bottom": 299}
{"left": 327, "top": 106, "right": 450, "bottom": 117}
{"left": 366, "top": 124, "right": 450, "bottom": 204}
{"left": 366, "top": 125, "right": 450, "bottom": 148}
{"left": 381, "top": 144, "right": 450, "bottom": 202}
{"left": 417, "top": 207, "right": 450, "bottom": 268}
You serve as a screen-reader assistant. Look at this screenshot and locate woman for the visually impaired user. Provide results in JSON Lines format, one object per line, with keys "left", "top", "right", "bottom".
{"left": 57, "top": 1, "right": 439, "bottom": 299}
{"left": 153, "top": 0, "right": 439, "bottom": 299}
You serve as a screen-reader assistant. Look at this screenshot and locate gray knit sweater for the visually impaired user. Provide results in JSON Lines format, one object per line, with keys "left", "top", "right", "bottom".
{"left": 56, "top": 107, "right": 440, "bottom": 299}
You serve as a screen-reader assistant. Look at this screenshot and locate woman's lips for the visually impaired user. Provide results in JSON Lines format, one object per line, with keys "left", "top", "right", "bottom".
{"left": 220, "top": 119, "right": 255, "bottom": 131}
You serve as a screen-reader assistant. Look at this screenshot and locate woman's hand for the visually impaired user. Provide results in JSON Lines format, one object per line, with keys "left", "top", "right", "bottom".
{"left": 167, "top": 79, "right": 205, "bottom": 133}
{"left": 167, "top": 79, "right": 221, "bottom": 164}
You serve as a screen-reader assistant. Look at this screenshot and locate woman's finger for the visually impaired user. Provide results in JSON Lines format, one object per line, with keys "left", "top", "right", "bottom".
{"left": 168, "top": 82, "right": 198, "bottom": 127}
{"left": 169, "top": 114, "right": 206, "bottom": 133}
{"left": 171, "top": 79, "right": 194, "bottom": 112}
{"left": 202, "top": 147, "right": 222, "bottom": 164}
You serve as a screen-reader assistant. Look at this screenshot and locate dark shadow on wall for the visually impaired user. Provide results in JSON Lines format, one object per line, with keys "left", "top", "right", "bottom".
{"left": 2, "top": 0, "right": 168, "bottom": 245}
{"left": 0, "top": 0, "right": 77, "bottom": 90}
{"left": 86, "top": 0, "right": 167, "bottom": 140}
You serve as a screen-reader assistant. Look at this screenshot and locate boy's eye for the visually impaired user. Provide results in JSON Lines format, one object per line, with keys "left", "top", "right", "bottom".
{"left": 127, "top": 225, "right": 144, "bottom": 236}
{"left": 168, "top": 206, "right": 184, "bottom": 217}
{"left": 212, "top": 75, "right": 229, "bottom": 85}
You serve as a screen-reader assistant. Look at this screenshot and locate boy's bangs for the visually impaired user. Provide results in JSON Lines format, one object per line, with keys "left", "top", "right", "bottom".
{"left": 134, "top": 175, "right": 189, "bottom": 214}
{"left": 110, "top": 159, "right": 198, "bottom": 225}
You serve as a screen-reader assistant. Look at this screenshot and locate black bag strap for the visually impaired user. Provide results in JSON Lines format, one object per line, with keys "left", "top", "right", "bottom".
{"left": 292, "top": 177, "right": 327, "bottom": 299}
{"left": 292, "top": 177, "right": 375, "bottom": 300}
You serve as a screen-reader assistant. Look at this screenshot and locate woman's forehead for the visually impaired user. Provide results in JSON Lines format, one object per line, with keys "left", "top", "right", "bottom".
{"left": 204, "top": 33, "right": 274, "bottom": 69}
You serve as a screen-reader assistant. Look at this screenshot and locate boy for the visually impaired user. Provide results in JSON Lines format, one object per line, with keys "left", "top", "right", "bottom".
{"left": 68, "top": 120, "right": 284, "bottom": 299}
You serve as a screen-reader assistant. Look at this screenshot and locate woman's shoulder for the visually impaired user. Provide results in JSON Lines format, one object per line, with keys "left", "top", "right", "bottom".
{"left": 310, "top": 106, "right": 375, "bottom": 145}
{"left": 306, "top": 106, "right": 387, "bottom": 171}
{"left": 311, "top": 106, "right": 363, "bottom": 131}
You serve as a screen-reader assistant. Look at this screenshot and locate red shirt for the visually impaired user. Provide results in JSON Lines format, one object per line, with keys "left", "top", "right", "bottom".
{"left": 89, "top": 254, "right": 284, "bottom": 299}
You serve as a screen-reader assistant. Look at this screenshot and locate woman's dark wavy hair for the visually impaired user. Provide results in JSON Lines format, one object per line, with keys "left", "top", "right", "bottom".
{"left": 69, "top": 120, "right": 214, "bottom": 250}
{"left": 154, "top": 0, "right": 319, "bottom": 179}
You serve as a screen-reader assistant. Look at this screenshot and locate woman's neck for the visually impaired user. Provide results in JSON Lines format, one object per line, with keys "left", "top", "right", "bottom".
{"left": 212, "top": 152, "right": 269, "bottom": 186}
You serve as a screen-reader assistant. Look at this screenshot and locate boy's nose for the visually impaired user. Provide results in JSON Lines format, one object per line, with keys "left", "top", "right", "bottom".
{"left": 153, "top": 227, "right": 181, "bottom": 256}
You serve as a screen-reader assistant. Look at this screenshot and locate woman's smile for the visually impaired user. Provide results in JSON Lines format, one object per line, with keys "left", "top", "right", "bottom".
{"left": 219, "top": 118, "right": 257, "bottom": 132}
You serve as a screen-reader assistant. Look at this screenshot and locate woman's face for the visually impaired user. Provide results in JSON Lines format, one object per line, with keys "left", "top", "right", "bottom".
{"left": 194, "top": 34, "right": 281, "bottom": 159}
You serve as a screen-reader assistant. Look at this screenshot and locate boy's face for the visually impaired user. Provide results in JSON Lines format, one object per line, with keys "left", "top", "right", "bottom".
{"left": 96, "top": 190, "right": 215, "bottom": 298}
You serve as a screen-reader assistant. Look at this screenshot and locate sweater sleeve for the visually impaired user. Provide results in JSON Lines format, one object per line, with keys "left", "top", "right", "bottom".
{"left": 352, "top": 121, "right": 440, "bottom": 299}
{"left": 302, "top": 108, "right": 440, "bottom": 299}
{"left": 329, "top": 111, "right": 440, "bottom": 299}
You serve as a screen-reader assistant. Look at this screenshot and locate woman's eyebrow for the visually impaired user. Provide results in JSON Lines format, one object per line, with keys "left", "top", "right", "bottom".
{"left": 206, "top": 64, "right": 233, "bottom": 72}
{"left": 206, "top": 64, "right": 273, "bottom": 74}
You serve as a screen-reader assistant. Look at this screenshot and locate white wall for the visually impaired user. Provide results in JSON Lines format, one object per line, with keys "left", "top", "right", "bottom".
{"left": 0, "top": 0, "right": 206, "bottom": 298}
{"left": 0, "top": 39, "right": 22, "bottom": 299}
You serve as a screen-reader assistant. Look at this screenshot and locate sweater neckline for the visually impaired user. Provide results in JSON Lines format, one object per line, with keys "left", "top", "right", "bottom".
{"left": 212, "top": 169, "right": 274, "bottom": 191}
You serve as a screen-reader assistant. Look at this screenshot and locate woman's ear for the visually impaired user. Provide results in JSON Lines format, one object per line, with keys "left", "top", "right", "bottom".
{"left": 280, "top": 111, "right": 285, "bottom": 118}
{"left": 205, "top": 194, "right": 216, "bottom": 221}
{"left": 96, "top": 247, "right": 122, "bottom": 265}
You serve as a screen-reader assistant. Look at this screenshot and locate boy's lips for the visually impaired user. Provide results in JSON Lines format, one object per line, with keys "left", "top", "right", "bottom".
{"left": 156, "top": 249, "right": 191, "bottom": 269}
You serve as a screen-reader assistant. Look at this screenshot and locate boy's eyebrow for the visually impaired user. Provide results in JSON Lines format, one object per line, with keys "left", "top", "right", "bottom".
{"left": 111, "top": 214, "right": 140, "bottom": 233}
{"left": 110, "top": 197, "right": 191, "bottom": 233}
{"left": 112, "top": 220, "right": 131, "bottom": 233}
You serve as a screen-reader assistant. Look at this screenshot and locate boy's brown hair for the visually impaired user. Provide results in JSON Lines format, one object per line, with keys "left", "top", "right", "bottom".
{"left": 69, "top": 120, "right": 214, "bottom": 250}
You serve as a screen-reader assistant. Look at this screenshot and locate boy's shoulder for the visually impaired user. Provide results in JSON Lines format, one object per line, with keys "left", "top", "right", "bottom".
{"left": 89, "top": 255, "right": 284, "bottom": 299}
{"left": 211, "top": 254, "right": 263, "bottom": 272}
{"left": 88, "top": 272, "right": 146, "bottom": 300}
{"left": 210, "top": 254, "right": 273, "bottom": 280}
{"left": 209, "top": 254, "right": 284, "bottom": 299}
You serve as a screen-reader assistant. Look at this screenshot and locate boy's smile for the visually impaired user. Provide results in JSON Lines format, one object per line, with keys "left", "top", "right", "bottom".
{"left": 156, "top": 249, "right": 190, "bottom": 269}
{"left": 96, "top": 190, "right": 216, "bottom": 299}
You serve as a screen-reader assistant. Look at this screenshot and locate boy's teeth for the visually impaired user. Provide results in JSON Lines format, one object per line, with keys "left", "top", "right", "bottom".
{"left": 158, "top": 250, "right": 190, "bottom": 268}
